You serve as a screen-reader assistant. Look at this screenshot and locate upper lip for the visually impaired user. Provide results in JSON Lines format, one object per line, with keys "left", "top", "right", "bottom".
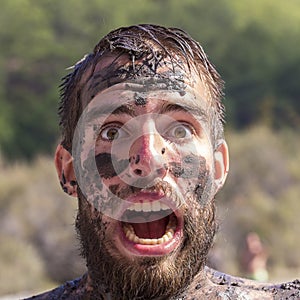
{"left": 127, "top": 191, "right": 165, "bottom": 202}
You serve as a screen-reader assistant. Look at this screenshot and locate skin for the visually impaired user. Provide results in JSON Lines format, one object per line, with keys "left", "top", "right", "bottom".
{"left": 25, "top": 51, "right": 300, "bottom": 300}
{"left": 71, "top": 65, "right": 225, "bottom": 299}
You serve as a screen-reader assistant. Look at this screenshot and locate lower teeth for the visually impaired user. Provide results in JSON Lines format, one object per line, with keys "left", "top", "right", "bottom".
{"left": 123, "top": 215, "right": 177, "bottom": 245}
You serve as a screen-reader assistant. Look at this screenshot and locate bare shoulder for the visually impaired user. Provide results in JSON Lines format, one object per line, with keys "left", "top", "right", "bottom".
{"left": 182, "top": 267, "right": 300, "bottom": 300}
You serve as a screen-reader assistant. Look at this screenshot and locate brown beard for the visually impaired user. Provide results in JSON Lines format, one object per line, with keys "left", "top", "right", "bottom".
{"left": 76, "top": 187, "right": 216, "bottom": 300}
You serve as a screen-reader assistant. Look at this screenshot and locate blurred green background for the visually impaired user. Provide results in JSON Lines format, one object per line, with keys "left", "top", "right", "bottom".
{"left": 0, "top": 0, "right": 299, "bottom": 296}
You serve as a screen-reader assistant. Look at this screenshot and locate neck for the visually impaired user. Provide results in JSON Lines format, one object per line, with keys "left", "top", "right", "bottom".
{"left": 81, "top": 268, "right": 209, "bottom": 300}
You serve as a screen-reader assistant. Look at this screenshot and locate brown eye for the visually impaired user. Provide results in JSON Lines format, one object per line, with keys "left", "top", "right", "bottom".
{"left": 174, "top": 126, "right": 187, "bottom": 138}
{"left": 106, "top": 128, "right": 119, "bottom": 140}
{"left": 166, "top": 123, "right": 193, "bottom": 140}
{"left": 100, "top": 125, "right": 125, "bottom": 141}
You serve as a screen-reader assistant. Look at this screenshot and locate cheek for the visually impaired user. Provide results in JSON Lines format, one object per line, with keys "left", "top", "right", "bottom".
{"left": 95, "top": 153, "right": 129, "bottom": 179}
{"left": 165, "top": 146, "right": 213, "bottom": 204}
{"left": 95, "top": 139, "right": 114, "bottom": 154}
{"left": 168, "top": 153, "right": 208, "bottom": 179}
{"left": 173, "top": 155, "right": 209, "bottom": 193}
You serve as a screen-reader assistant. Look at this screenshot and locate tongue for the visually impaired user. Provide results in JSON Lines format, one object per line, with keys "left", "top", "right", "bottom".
{"left": 131, "top": 217, "right": 169, "bottom": 239}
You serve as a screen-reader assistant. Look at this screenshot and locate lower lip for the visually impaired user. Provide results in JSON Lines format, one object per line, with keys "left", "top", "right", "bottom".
{"left": 117, "top": 220, "right": 183, "bottom": 256}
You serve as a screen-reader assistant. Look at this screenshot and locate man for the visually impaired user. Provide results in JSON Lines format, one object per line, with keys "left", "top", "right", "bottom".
{"left": 27, "top": 24, "right": 299, "bottom": 299}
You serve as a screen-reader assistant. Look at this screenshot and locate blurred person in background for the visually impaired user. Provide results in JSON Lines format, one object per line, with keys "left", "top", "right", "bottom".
{"left": 26, "top": 24, "right": 300, "bottom": 300}
{"left": 240, "top": 232, "right": 269, "bottom": 282}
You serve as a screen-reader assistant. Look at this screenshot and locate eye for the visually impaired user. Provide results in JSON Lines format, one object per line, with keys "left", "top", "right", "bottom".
{"left": 100, "top": 124, "right": 127, "bottom": 141}
{"left": 165, "top": 123, "right": 193, "bottom": 140}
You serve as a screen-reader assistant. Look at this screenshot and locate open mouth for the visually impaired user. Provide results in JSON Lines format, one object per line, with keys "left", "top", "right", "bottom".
{"left": 118, "top": 200, "right": 183, "bottom": 256}
{"left": 123, "top": 212, "right": 177, "bottom": 245}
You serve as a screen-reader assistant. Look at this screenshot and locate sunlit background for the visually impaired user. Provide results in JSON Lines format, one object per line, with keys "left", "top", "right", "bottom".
{"left": 0, "top": 0, "right": 299, "bottom": 297}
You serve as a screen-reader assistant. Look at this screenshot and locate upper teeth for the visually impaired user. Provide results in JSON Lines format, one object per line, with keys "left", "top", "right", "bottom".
{"left": 127, "top": 201, "right": 170, "bottom": 212}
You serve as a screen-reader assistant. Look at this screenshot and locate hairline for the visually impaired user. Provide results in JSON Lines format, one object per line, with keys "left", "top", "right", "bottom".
{"left": 59, "top": 24, "right": 225, "bottom": 151}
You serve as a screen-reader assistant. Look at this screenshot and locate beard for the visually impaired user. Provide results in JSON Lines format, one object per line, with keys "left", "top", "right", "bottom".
{"left": 75, "top": 182, "right": 217, "bottom": 300}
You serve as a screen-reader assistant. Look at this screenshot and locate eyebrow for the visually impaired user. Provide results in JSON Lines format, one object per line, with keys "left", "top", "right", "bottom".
{"left": 85, "top": 102, "right": 208, "bottom": 123}
{"left": 84, "top": 103, "right": 135, "bottom": 123}
{"left": 111, "top": 104, "right": 135, "bottom": 117}
{"left": 159, "top": 103, "right": 208, "bottom": 122}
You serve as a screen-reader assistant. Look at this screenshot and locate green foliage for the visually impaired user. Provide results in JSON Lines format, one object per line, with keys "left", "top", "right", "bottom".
{"left": 0, "top": 0, "right": 299, "bottom": 160}
{"left": 0, "top": 1, "right": 299, "bottom": 295}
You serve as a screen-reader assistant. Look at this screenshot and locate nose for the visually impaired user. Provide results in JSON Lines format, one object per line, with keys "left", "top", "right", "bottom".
{"left": 129, "top": 133, "right": 167, "bottom": 178}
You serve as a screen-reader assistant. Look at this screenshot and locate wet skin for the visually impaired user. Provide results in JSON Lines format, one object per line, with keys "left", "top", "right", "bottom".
{"left": 45, "top": 48, "right": 231, "bottom": 298}
{"left": 63, "top": 66, "right": 230, "bottom": 299}
{"left": 76, "top": 78, "right": 217, "bottom": 240}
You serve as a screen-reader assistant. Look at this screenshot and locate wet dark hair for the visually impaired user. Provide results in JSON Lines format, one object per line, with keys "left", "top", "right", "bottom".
{"left": 59, "top": 24, "right": 225, "bottom": 151}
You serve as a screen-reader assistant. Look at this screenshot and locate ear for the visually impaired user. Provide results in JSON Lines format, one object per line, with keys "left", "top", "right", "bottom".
{"left": 54, "top": 144, "right": 78, "bottom": 197}
{"left": 214, "top": 140, "right": 229, "bottom": 192}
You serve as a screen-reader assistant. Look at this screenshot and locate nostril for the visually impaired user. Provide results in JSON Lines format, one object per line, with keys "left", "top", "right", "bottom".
{"left": 134, "top": 169, "right": 143, "bottom": 176}
{"left": 161, "top": 148, "right": 166, "bottom": 154}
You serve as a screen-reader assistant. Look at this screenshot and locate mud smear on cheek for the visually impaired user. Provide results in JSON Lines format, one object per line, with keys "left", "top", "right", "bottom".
{"left": 169, "top": 154, "right": 207, "bottom": 179}
{"left": 95, "top": 153, "right": 129, "bottom": 179}
{"left": 168, "top": 154, "right": 210, "bottom": 203}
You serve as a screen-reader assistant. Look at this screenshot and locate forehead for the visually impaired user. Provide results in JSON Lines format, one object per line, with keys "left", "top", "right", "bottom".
{"left": 80, "top": 52, "right": 212, "bottom": 109}
{"left": 83, "top": 82, "right": 210, "bottom": 120}
{"left": 76, "top": 54, "right": 216, "bottom": 139}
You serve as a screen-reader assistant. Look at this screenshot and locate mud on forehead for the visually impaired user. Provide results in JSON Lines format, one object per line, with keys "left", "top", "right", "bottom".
{"left": 81, "top": 81, "right": 213, "bottom": 126}
{"left": 79, "top": 52, "right": 212, "bottom": 108}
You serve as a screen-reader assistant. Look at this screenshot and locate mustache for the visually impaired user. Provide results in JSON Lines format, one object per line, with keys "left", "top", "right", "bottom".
{"left": 113, "top": 178, "right": 185, "bottom": 207}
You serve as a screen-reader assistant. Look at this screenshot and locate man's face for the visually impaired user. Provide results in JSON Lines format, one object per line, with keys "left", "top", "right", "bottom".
{"left": 71, "top": 58, "right": 226, "bottom": 297}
